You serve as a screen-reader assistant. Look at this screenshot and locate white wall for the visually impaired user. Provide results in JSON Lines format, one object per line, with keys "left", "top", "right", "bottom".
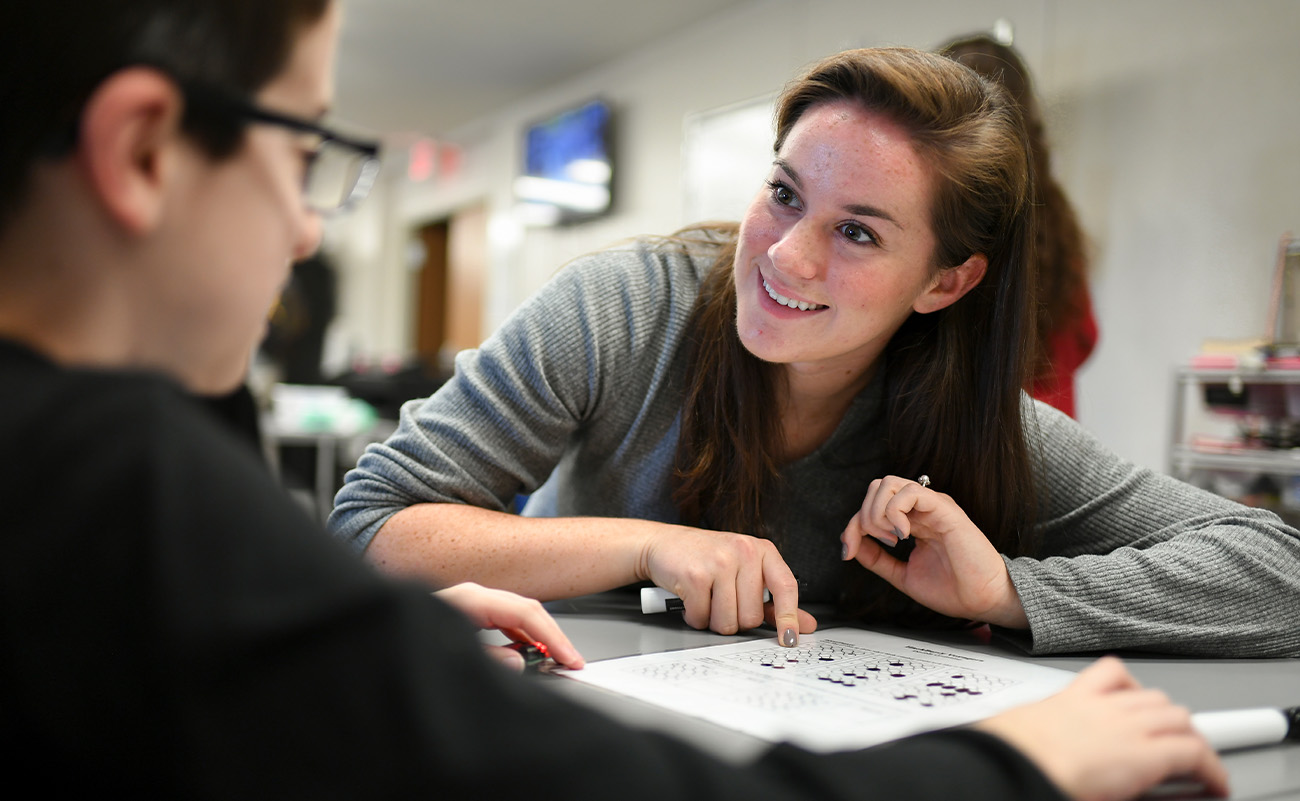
{"left": 1047, "top": 1, "right": 1300, "bottom": 470}
{"left": 328, "top": 0, "right": 1300, "bottom": 473}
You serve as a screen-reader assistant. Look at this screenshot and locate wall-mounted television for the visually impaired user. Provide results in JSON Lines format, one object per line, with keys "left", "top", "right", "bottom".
{"left": 514, "top": 99, "right": 613, "bottom": 226}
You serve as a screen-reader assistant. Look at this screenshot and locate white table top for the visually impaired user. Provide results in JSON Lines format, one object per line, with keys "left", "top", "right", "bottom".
{"left": 520, "top": 590, "right": 1300, "bottom": 800}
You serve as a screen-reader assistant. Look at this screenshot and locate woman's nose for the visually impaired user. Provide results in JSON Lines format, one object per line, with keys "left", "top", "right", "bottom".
{"left": 768, "top": 220, "right": 824, "bottom": 282}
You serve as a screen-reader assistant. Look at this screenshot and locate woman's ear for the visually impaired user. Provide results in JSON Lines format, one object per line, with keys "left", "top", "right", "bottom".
{"left": 76, "top": 68, "right": 184, "bottom": 235}
{"left": 912, "top": 252, "right": 988, "bottom": 314}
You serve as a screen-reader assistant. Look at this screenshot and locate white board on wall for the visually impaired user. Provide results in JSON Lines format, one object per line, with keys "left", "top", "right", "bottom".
{"left": 681, "top": 94, "right": 777, "bottom": 226}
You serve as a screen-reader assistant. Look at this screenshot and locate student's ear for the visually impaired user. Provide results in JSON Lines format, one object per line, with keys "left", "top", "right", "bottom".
{"left": 912, "top": 253, "right": 988, "bottom": 314}
{"left": 76, "top": 68, "right": 184, "bottom": 235}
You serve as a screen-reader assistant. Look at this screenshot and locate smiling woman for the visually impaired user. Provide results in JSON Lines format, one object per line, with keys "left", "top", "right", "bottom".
{"left": 676, "top": 49, "right": 1034, "bottom": 625}
{"left": 331, "top": 47, "right": 1300, "bottom": 661}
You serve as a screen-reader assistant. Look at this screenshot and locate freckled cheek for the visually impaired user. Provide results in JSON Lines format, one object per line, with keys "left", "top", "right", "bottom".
{"left": 867, "top": 270, "right": 918, "bottom": 305}
{"left": 826, "top": 273, "right": 870, "bottom": 311}
{"left": 833, "top": 278, "right": 905, "bottom": 331}
{"left": 738, "top": 205, "right": 782, "bottom": 252}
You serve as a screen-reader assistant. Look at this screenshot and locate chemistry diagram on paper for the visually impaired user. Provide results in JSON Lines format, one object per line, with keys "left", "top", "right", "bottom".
{"left": 559, "top": 627, "right": 1074, "bottom": 751}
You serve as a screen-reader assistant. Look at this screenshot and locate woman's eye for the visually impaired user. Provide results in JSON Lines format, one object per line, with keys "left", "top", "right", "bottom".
{"left": 768, "top": 180, "right": 801, "bottom": 210}
{"left": 840, "top": 222, "right": 876, "bottom": 245}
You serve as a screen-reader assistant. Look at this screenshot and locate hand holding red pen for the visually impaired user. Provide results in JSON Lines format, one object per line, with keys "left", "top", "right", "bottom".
{"left": 434, "top": 582, "right": 586, "bottom": 671}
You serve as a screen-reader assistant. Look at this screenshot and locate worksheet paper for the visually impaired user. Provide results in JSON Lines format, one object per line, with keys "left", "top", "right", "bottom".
{"left": 557, "top": 627, "right": 1075, "bottom": 752}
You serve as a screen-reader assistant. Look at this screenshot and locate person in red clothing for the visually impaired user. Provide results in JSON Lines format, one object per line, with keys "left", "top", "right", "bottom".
{"left": 940, "top": 33, "right": 1098, "bottom": 418}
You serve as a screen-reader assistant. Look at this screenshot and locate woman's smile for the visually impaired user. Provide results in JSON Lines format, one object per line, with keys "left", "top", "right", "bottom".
{"left": 759, "top": 271, "right": 828, "bottom": 314}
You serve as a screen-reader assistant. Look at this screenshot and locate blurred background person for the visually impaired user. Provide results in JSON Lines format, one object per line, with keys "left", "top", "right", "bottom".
{"left": 939, "top": 33, "right": 1097, "bottom": 419}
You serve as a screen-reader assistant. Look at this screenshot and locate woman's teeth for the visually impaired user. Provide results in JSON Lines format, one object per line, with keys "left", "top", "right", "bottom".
{"left": 763, "top": 278, "right": 825, "bottom": 311}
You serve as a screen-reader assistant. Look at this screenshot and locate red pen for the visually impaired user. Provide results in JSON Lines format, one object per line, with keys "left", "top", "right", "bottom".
{"left": 501, "top": 627, "right": 550, "bottom": 670}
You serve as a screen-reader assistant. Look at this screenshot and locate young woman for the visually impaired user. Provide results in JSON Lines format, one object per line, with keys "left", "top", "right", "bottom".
{"left": 0, "top": 1, "right": 1227, "bottom": 798}
{"left": 331, "top": 47, "right": 1300, "bottom": 658}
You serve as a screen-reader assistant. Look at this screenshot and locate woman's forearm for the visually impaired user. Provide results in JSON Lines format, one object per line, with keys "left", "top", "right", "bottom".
{"left": 364, "top": 503, "right": 666, "bottom": 599}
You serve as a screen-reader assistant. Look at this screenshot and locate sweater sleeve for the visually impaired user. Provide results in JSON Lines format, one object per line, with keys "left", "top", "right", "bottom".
{"left": 328, "top": 240, "right": 699, "bottom": 551}
{"left": 1005, "top": 399, "right": 1300, "bottom": 657}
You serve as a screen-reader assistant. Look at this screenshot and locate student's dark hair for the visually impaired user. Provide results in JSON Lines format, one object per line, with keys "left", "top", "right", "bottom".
{"left": 939, "top": 33, "right": 1090, "bottom": 387}
{"left": 0, "top": 0, "right": 331, "bottom": 232}
{"left": 673, "top": 47, "right": 1039, "bottom": 624}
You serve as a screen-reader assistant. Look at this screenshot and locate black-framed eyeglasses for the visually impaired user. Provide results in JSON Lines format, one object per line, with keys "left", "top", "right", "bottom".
{"left": 181, "top": 80, "right": 381, "bottom": 215}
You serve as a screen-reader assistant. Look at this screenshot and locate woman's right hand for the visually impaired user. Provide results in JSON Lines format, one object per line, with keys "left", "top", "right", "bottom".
{"left": 638, "top": 524, "right": 817, "bottom": 646}
{"left": 975, "top": 657, "right": 1229, "bottom": 801}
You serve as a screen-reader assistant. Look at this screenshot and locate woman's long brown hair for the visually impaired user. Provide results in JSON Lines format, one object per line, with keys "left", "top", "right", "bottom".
{"left": 939, "top": 34, "right": 1091, "bottom": 383}
{"left": 673, "top": 48, "right": 1041, "bottom": 625}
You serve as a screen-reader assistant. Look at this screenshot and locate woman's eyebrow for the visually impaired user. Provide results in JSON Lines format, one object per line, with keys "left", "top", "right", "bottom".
{"left": 773, "top": 158, "right": 902, "bottom": 229}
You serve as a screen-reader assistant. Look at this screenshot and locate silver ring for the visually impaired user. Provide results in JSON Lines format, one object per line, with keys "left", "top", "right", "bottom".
{"left": 917, "top": 475, "right": 931, "bottom": 489}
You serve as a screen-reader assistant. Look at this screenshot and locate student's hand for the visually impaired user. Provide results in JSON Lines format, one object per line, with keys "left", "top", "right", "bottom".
{"left": 840, "top": 475, "right": 1027, "bottom": 627}
{"left": 639, "top": 524, "right": 817, "bottom": 646}
{"left": 434, "top": 582, "right": 585, "bottom": 671}
{"left": 975, "top": 657, "right": 1229, "bottom": 801}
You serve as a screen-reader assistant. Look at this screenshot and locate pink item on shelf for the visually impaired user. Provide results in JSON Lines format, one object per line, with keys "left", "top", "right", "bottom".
{"left": 1189, "top": 353, "right": 1240, "bottom": 369}
{"left": 1189, "top": 435, "right": 1255, "bottom": 454}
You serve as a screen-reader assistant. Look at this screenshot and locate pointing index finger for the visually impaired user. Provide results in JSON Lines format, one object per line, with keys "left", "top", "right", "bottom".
{"left": 763, "top": 561, "right": 801, "bottom": 647}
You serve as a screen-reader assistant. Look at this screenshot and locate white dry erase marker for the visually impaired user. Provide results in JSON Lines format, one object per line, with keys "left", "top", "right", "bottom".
{"left": 640, "top": 586, "right": 771, "bottom": 614}
{"left": 1191, "top": 706, "right": 1299, "bottom": 751}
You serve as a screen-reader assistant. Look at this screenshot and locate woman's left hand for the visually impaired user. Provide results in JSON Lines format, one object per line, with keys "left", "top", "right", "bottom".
{"left": 840, "top": 475, "right": 1028, "bottom": 628}
{"left": 435, "top": 582, "right": 586, "bottom": 670}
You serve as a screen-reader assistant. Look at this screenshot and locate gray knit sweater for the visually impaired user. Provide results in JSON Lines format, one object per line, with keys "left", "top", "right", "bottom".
{"left": 330, "top": 236, "right": 1300, "bottom": 657}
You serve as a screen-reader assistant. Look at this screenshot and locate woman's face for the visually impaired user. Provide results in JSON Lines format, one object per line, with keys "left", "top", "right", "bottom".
{"left": 733, "top": 100, "right": 945, "bottom": 382}
{"left": 152, "top": 3, "right": 338, "bottom": 393}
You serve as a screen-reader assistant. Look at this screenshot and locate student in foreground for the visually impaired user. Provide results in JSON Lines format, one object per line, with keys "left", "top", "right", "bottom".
{"left": 0, "top": 1, "right": 1226, "bottom": 798}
